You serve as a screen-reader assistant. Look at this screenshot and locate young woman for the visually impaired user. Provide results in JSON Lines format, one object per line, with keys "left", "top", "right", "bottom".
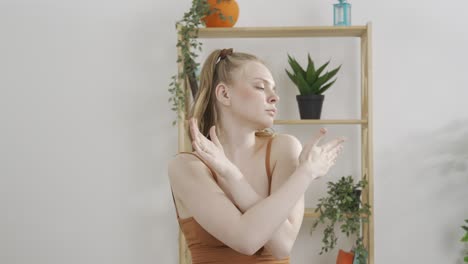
{"left": 168, "top": 48, "right": 345, "bottom": 263}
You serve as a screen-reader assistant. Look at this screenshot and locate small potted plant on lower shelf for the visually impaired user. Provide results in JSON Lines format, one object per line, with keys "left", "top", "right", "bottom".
{"left": 285, "top": 53, "right": 341, "bottom": 119}
{"left": 462, "top": 219, "right": 468, "bottom": 262}
{"left": 310, "top": 175, "right": 371, "bottom": 264}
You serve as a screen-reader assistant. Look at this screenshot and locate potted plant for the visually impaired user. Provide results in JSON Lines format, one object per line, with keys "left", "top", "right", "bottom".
{"left": 462, "top": 219, "right": 468, "bottom": 262}
{"left": 285, "top": 53, "right": 341, "bottom": 119}
{"left": 310, "top": 175, "right": 371, "bottom": 264}
{"left": 168, "top": 0, "right": 236, "bottom": 126}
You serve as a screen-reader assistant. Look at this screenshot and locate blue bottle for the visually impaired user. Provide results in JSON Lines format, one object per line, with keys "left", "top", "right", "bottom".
{"left": 334, "top": 0, "right": 351, "bottom": 26}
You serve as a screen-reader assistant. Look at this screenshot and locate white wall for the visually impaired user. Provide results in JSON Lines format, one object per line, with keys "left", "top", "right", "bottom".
{"left": 1, "top": 0, "right": 467, "bottom": 264}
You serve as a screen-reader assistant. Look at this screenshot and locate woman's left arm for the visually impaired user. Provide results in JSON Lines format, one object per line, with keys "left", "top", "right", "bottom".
{"left": 188, "top": 119, "right": 303, "bottom": 259}
{"left": 220, "top": 134, "right": 304, "bottom": 259}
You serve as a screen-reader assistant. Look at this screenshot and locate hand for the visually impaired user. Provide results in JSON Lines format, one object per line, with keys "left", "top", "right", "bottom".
{"left": 189, "top": 118, "right": 236, "bottom": 177}
{"left": 298, "top": 128, "right": 345, "bottom": 180}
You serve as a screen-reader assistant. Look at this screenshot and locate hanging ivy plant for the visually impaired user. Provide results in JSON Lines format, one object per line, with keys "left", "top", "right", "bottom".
{"left": 168, "top": 0, "right": 234, "bottom": 126}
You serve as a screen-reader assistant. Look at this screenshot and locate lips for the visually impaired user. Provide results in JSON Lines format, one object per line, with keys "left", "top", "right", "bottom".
{"left": 266, "top": 109, "right": 277, "bottom": 115}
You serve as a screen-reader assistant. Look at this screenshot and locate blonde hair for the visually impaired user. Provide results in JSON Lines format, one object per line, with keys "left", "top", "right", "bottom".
{"left": 188, "top": 49, "right": 275, "bottom": 141}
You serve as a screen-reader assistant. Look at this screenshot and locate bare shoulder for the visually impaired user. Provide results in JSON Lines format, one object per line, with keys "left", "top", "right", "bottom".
{"left": 268, "top": 133, "right": 304, "bottom": 199}
{"left": 167, "top": 153, "right": 216, "bottom": 190}
{"left": 270, "top": 133, "right": 303, "bottom": 161}
{"left": 167, "top": 152, "right": 233, "bottom": 216}
{"left": 167, "top": 153, "right": 251, "bottom": 254}
{"left": 168, "top": 152, "right": 201, "bottom": 173}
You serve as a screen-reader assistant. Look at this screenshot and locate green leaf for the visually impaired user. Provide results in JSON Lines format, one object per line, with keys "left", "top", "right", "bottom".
{"left": 313, "top": 60, "right": 331, "bottom": 80}
{"left": 306, "top": 53, "right": 316, "bottom": 83}
{"left": 310, "top": 65, "right": 341, "bottom": 92}
{"left": 326, "top": 64, "right": 342, "bottom": 81}
{"left": 295, "top": 70, "right": 312, "bottom": 95}
{"left": 309, "top": 72, "right": 330, "bottom": 93}
{"left": 317, "top": 79, "right": 336, "bottom": 94}
{"left": 285, "top": 69, "right": 297, "bottom": 85}
{"left": 462, "top": 232, "right": 468, "bottom": 242}
{"left": 465, "top": 256, "right": 468, "bottom": 263}
{"left": 287, "top": 54, "right": 306, "bottom": 79}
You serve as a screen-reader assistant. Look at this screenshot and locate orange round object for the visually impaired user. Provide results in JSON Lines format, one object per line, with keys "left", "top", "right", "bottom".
{"left": 336, "top": 249, "right": 354, "bottom": 264}
{"left": 201, "top": 0, "right": 239, "bottom": 27}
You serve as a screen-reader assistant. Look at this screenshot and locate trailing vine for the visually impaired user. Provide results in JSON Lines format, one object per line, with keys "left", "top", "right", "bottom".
{"left": 168, "top": 0, "right": 233, "bottom": 126}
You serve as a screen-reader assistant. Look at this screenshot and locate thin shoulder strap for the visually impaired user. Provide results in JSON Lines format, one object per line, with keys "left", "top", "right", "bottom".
{"left": 170, "top": 187, "right": 180, "bottom": 219}
{"left": 265, "top": 134, "right": 276, "bottom": 195}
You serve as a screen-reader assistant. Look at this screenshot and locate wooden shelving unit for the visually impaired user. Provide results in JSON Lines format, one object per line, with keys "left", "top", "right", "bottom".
{"left": 175, "top": 22, "right": 374, "bottom": 264}
{"left": 193, "top": 25, "right": 368, "bottom": 38}
{"left": 274, "top": 119, "right": 367, "bottom": 125}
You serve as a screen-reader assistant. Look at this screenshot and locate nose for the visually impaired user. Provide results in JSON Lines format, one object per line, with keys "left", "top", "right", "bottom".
{"left": 268, "top": 92, "right": 280, "bottom": 104}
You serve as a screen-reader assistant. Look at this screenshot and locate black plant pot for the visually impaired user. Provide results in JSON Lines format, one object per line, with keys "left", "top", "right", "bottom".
{"left": 296, "top": 94, "right": 325, "bottom": 119}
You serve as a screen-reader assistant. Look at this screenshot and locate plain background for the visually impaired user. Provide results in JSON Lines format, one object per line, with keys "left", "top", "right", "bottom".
{"left": 1, "top": 0, "right": 468, "bottom": 263}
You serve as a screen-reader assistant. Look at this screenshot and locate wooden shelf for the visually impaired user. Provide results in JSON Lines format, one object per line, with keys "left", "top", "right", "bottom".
{"left": 183, "top": 119, "right": 367, "bottom": 126}
{"left": 304, "top": 208, "right": 320, "bottom": 218}
{"left": 196, "top": 25, "right": 368, "bottom": 38}
{"left": 274, "top": 119, "right": 367, "bottom": 125}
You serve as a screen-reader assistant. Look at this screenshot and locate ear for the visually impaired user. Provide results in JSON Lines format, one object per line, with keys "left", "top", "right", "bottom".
{"left": 214, "top": 82, "right": 231, "bottom": 106}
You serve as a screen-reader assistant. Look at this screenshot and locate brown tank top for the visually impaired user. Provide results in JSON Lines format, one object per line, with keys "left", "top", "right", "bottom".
{"left": 170, "top": 134, "right": 290, "bottom": 264}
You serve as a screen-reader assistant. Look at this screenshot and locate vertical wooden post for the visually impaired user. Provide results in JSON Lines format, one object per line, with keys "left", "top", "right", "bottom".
{"left": 366, "top": 21, "right": 375, "bottom": 264}
{"left": 360, "top": 21, "right": 374, "bottom": 264}
{"left": 176, "top": 23, "right": 192, "bottom": 264}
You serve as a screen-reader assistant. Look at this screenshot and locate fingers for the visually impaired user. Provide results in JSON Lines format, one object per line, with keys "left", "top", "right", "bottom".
{"left": 300, "top": 128, "right": 327, "bottom": 161}
{"left": 192, "top": 138, "right": 210, "bottom": 163}
{"left": 209, "top": 125, "right": 222, "bottom": 147}
{"left": 328, "top": 144, "right": 343, "bottom": 162}
{"left": 312, "top": 128, "right": 327, "bottom": 147}
{"left": 191, "top": 118, "right": 205, "bottom": 142}
{"left": 190, "top": 118, "right": 204, "bottom": 151}
{"left": 191, "top": 136, "right": 202, "bottom": 152}
{"left": 303, "top": 128, "right": 327, "bottom": 154}
{"left": 189, "top": 118, "right": 199, "bottom": 141}
{"left": 323, "top": 137, "right": 346, "bottom": 152}
{"left": 190, "top": 118, "right": 219, "bottom": 154}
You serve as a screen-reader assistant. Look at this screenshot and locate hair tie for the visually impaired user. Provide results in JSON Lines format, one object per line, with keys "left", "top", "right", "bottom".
{"left": 220, "top": 48, "right": 233, "bottom": 59}
{"left": 216, "top": 48, "right": 234, "bottom": 64}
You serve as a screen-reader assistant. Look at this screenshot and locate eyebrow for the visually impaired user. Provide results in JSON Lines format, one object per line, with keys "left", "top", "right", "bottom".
{"left": 253, "top": 78, "right": 276, "bottom": 91}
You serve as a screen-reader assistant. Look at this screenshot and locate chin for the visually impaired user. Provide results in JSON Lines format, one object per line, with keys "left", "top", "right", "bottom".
{"left": 256, "top": 117, "right": 274, "bottom": 130}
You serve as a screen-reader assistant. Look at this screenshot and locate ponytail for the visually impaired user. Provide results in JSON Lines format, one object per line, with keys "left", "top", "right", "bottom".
{"left": 188, "top": 49, "right": 274, "bottom": 141}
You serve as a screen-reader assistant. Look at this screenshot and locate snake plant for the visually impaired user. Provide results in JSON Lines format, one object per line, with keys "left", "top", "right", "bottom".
{"left": 285, "top": 53, "right": 341, "bottom": 96}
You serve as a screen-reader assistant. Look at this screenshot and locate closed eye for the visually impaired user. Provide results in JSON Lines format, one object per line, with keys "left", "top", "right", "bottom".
{"left": 256, "top": 87, "right": 265, "bottom": 90}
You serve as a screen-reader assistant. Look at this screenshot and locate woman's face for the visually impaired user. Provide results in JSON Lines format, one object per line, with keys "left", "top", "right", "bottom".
{"left": 227, "top": 61, "right": 280, "bottom": 129}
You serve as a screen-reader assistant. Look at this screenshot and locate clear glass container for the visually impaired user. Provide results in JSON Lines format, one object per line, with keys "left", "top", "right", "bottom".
{"left": 334, "top": 0, "right": 351, "bottom": 26}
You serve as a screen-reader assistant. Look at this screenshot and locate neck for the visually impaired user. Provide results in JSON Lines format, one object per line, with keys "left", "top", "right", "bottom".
{"left": 218, "top": 128, "right": 258, "bottom": 163}
{"left": 216, "top": 116, "right": 262, "bottom": 163}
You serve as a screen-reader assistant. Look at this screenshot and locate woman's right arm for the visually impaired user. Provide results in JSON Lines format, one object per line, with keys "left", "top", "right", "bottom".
{"left": 168, "top": 154, "right": 316, "bottom": 256}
